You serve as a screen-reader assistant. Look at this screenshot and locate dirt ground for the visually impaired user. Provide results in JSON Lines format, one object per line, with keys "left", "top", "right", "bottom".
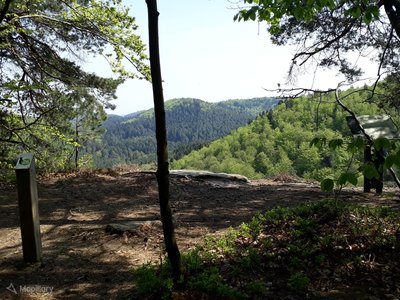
{"left": 0, "top": 171, "right": 399, "bottom": 299}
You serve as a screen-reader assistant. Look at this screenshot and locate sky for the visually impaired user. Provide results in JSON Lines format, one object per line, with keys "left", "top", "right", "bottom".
{"left": 87, "top": 0, "right": 372, "bottom": 116}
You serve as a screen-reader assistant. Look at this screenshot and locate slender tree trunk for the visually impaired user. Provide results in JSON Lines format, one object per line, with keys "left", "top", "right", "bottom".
{"left": 145, "top": 0, "right": 182, "bottom": 282}
{"left": 382, "top": 0, "right": 400, "bottom": 39}
{"left": 75, "top": 118, "right": 79, "bottom": 170}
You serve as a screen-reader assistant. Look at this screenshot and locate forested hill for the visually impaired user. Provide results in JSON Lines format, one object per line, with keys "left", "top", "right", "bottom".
{"left": 86, "top": 97, "right": 279, "bottom": 167}
{"left": 171, "top": 89, "right": 397, "bottom": 181}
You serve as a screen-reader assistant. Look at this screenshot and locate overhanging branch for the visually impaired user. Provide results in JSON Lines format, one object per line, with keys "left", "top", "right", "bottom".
{"left": 293, "top": 19, "right": 357, "bottom": 67}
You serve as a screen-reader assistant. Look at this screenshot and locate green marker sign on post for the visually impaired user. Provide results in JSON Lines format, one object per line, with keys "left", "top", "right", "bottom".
{"left": 346, "top": 115, "right": 400, "bottom": 194}
{"left": 15, "top": 153, "right": 42, "bottom": 262}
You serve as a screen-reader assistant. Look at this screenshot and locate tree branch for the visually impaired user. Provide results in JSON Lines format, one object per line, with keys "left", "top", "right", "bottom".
{"left": 263, "top": 86, "right": 336, "bottom": 99}
{"left": 0, "top": 0, "right": 12, "bottom": 23}
{"left": 293, "top": 19, "right": 357, "bottom": 67}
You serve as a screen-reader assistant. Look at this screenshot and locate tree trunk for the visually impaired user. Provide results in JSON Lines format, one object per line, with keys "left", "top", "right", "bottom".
{"left": 75, "top": 118, "right": 79, "bottom": 170}
{"left": 145, "top": 0, "right": 182, "bottom": 282}
{"left": 364, "top": 146, "right": 372, "bottom": 193}
{"left": 382, "top": 0, "right": 400, "bottom": 39}
{"left": 0, "top": 0, "right": 12, "bottom": 23}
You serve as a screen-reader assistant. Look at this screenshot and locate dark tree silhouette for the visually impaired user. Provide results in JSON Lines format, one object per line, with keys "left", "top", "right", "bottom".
{"left": 145, "top": 0, "right": 182, "bottom": 282}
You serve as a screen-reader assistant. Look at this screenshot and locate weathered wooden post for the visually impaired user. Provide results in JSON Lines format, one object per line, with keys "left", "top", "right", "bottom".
{"left": 15, "top": 153, "right": 42, "bottom": 262}
{"left": 363, "top": 145, "right": 384, "bottom": 194}
{"left": 364, "top": 145, "right": 373, "bottom": 193}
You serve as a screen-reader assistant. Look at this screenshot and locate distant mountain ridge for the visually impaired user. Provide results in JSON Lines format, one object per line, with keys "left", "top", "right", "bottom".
{"left": 85, "top": 97, "right": 279, "bottom": 167}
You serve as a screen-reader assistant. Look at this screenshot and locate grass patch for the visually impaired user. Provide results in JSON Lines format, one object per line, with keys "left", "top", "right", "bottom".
{"left": 133, "top": 199, "right": 400, "bottom": 299}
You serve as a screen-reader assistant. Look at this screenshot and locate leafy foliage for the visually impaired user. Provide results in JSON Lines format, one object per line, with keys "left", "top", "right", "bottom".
{"left": 172, "top": 87, "right": 399, "bottom": 182}
{"left": 133, "top": 199, "right": 400, "bottom": 299}
{"left": 133, "top": 263, "right": 173, "bottom": 299}
{"left": 235, "top": 0, "right": 400, "bottom": 87}
{"left": 0, "top": 0, "right": 148, "bottom": 173}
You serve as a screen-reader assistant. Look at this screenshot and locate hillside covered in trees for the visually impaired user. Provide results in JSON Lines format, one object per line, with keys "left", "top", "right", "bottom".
{"left": 172, "top": 88, "right": 399, "bottom": 182}
{"left": 86, "top": 97, "right": 279, "bottom": 167}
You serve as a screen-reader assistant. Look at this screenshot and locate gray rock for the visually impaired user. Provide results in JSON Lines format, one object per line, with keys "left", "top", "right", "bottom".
{"left": 170, "top": 169, "right": 250, "bottom": 183}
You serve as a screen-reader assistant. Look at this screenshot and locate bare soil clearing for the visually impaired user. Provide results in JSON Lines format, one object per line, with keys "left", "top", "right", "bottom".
{"left": 0, "top": 171, "right": 399, "bottom": 299}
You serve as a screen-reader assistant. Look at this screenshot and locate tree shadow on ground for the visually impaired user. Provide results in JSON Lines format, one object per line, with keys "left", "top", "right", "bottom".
{"left": 0, "top": 172, "right": 399, "bottom": 298}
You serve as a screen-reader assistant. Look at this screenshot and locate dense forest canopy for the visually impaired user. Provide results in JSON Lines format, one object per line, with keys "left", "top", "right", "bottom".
{"left": 0, "top": 0, "right": 148, "bottom": 171}
{"left": 172, "top": 86, "right": 399, "bottom": 183}
{"left": 232, "top": 0, "right": 400, "bottom": 189}
{"left": 86, "top": 97, "right": 279, "bottom": 167}
{"left": 1, "top": 0, "right": 399, "bottom": 182}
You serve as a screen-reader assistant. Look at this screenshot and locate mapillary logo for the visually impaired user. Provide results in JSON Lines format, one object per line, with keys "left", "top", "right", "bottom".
{"left": 6, "top": 283, "right": 17, "bottom": 295}
{"left": 6, "top": 283, "right": 54, "bottom": 295}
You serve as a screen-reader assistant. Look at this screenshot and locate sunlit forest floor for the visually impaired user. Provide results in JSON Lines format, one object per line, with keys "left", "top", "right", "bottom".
{"left": 0, "top": 170, "right": 399, "bottom": 299}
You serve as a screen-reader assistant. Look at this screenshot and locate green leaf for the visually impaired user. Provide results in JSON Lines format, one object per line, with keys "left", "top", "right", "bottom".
{"left": 337, "top": 173, "right": 347, "bottom": 185}
{"left": 385, "top": 154, "right": 398, "bottom": 168}
{"left": 321, "top": 178, "right": 334, "bottom": 191}
{"left": 368, "top": 5, "right": 380, "bottom": 18}
{"left": 328, "top": 138, "right": 343, "bottom": 150}
{"left": 348, "top": 137, "right": 365, "bottom": 153}
{"left": 248, "top": 7, "right": 257, "bottom": 21}
{"left": 347, "top": 173, "right": 358, "bottom": 186}
{"left": 363, "top": 164, "right": 380, "bottom": 179}
{"left": 363, "top": 11, "right": 373, "bottom": 24}
{"left": 374, "top": 137, "right": 391, "bottom": 150}
{"left": 386, "top": 151, "right": 400, "bottom": 168}
{"left": 346, "top": 6, "right": 362, "bottom": 18}
{"left": 391, "top": 142, "right": 399, "bottom": 151}
{"left": 326, "top": 0, "right": 335, "bottom": 10}
{"left": 337, "top": 172, "right": 358, "bottom": 186}
{"left": 310, "top": 137, "right": 326, "bottom": 148}
{"left": 364, "top": 5, "right": 380, "bottom": 24}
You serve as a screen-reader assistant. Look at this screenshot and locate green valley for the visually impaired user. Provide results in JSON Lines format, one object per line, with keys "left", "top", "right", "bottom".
{"left": 86, "top": 97, "right": 279, "bottom": 167}
{"left": 171, "top": 88, "right": 399, "bottom": 182}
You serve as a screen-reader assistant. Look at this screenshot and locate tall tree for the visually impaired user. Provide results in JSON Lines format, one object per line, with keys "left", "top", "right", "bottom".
{"left": 235, "top": 0, "right": 400, "bottom": 190}
{"left": 145, "top": 0, "right": 182, "bottom": 282}
{"left": 235, "top": 0, "right": 400, "bottom": 96}
{"left": 0, "top": 0, "right": 149, "bottom": 169}
{"left": 70, "top": 89, "right": 108, "bottom": 169}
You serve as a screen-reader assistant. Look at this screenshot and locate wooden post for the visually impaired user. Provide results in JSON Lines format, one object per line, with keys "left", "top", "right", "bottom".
{"left": 364, "top": 145, "right": 372, "bottom": 193}
{"left": 15, "top": 153, "right": 42, "bottom": 262}
{"left": 374, "top": 149, "right": 384, "bottom": 194}
{"left": 364, "top": 146, "right": 384, "bottom": 194}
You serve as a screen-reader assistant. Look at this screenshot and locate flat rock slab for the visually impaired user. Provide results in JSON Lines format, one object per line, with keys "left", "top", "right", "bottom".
{"left": 170, "top": 169, "right": 250, "bottom": 183}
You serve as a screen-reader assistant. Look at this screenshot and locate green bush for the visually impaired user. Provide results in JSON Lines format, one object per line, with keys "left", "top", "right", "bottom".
{"left": 134, "top": 264, "right": 173, "bottom": 299}
{"left": 287, "top": 272, "right": 310, "bottom": 291}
